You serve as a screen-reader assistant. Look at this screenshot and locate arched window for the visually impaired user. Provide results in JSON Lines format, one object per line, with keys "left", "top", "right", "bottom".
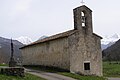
{"left": 81, "top": 11, "right": 86, "bottom": 27}
{"left": 81, "top": 11, "right": 85, "bottom": 16}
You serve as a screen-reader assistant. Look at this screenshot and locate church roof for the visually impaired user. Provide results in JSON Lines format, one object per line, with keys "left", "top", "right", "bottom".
{"left": 20, "top": 29, "right": 102, "bottom": 49}
{"left": 73, "top": 5, "right": 92, "bottom": 12}
{"left": 20, "top": 30, "right": 77, "bottom": 49}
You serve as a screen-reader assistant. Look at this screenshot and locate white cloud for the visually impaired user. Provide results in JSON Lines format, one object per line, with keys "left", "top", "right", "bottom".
{"left": 15, "top": 0, "right": 32, "bottom": 12}
{"left": 10, "top": 0, "right": 32, "bottom": 17}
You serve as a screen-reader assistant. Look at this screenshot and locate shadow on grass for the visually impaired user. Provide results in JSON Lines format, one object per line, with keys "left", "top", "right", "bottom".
{"left": 24, "top": 65, "right": 69, "bottom": 73}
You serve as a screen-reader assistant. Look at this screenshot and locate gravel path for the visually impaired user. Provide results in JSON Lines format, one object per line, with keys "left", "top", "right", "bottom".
{"left": 26, "top": 69, "right": 77, "bottom": 80}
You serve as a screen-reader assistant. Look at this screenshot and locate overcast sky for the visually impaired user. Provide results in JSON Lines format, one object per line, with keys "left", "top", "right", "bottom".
{"left": 0, "top": 0, "right": 120, "bottom": 41}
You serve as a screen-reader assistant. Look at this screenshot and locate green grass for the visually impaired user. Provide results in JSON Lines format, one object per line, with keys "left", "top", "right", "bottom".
{"left": 58, "top": 72, "right": 106, "bottom": 80}
{"left": 103, "top": 61, "right": 120, "bottom": 77}
{"left": 0, "top": 73, "right": 46, "bottom": 80}
{"left": 0, "top": 64, "right": 8, "bottom": 66}
{"left": 2, "top": 61, "right": 119, "bottom": 80}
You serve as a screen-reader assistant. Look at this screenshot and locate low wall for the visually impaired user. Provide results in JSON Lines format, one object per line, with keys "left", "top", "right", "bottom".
{"left": 0, "top": 67, "right": 25, "bottom": 77}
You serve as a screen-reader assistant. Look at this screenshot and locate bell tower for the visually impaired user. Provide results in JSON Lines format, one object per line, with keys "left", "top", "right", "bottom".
{"left": 74, "top": 5, "right": 93, "bottom": 34}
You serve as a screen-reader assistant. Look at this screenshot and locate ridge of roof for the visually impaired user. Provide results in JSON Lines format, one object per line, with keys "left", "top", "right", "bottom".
{"left": 20, "top": 30, "right": 102, "bottom": 49}
{"left": 20, "top": 29, "right": 77, "bottom": 49}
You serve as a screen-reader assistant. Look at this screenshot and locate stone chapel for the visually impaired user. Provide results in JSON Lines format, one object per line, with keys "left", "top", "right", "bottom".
{"left": 20, "top": 5, "right": 103, "bottom": 76}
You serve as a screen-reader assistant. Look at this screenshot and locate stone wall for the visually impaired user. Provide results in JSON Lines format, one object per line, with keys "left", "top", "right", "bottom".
{"left": 69, "top": 31, "right": 87, "bottom": 74}
{"left": 69, "top": 5, "right": 103, "bottom": 76}
{"left": 91, "top": 34, "right": 102, "bottom": 76}
{"left": 69, "top": 30, "right": 102, "bottom": 76}
{"left": 0, "top": 67, "right": 25, "bottom": 77}
{"left": 21, "top": 37, "right": 70, "bottom": 70}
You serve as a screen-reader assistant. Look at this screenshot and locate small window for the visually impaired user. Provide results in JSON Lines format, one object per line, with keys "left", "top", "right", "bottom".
{"left": 82, "top": 22, "right": 85, "bottom": 27}
{"left": 84, "top": 63, "right": 90, "bottom": 70}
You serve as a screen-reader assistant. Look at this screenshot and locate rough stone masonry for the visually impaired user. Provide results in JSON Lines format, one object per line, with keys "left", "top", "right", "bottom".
{"left": 20, "top": 5, "right": 103, "bottom": 76}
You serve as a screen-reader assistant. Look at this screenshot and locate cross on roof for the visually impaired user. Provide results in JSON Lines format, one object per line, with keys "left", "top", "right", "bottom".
{"left": 81, "top": 0, "right": 85, "bottom": 5}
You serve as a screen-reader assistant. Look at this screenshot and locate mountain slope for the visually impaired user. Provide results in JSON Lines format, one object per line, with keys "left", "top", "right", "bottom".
{"left": 102, "top": 39, "right": 120, "bottom": 61}
{"left": 101, "top": 34, "right": 120, "bottom": 50}
{"left": 15, "top": 36, "right": 32, "bottom": 45}
{"left": 38, "top": 35, "right": 48, "bottom": 40}
{"left": 0, "top": 37, "right": 24, "bottom": 64}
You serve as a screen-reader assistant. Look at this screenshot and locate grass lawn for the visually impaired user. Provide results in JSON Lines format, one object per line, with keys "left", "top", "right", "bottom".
{"left": 103, "top": 61, "right": 120, "bottom": 77}
{"left": 58, "top": 72, "right": 106, "bottom": 80}
{"left": 0, "top": 64, "right": 8, "bottom": 66}
{"left": 0, "top": 73, "right": 46, "bottom": 80}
